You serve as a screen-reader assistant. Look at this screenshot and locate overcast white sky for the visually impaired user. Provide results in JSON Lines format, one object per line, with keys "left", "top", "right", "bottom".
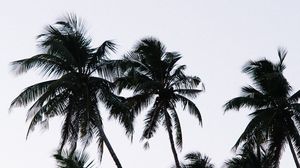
{"left": 1, "top": 0, "right": 300, "bottom": 167}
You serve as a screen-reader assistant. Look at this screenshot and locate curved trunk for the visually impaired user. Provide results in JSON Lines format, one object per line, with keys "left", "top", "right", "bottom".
{"left": 165, "top": 112, "right": 181, "bottom": 168}
{"left": 287, "top": 135, "right": 300, "bottom": 168}
{"left": 97, "top": 124, "right": 123, "bottom": 168}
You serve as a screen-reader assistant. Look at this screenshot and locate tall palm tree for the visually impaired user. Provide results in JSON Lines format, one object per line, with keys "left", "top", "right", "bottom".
{"left": 224, "top": 49, "right": 300, "bottom": 168}
{"left": 115, "top": 37, "right": 203, "bottom": 168}
{"left": 179, "top": 152, "right": 214, "bottom": 168}
{"left": 53, "top": 150, "right": 94, "bottom": 168}
{"left": 10, "top": 14, "right": 131, "bottom": 168}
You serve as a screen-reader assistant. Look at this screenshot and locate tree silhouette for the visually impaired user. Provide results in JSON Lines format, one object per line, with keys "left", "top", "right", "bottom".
{"left": 10, "top": 14, "right": 131, "bottom": 168}
{"left": 53, "top": 150, "right": 94, "bottom": 168}
{"left": 224, "top": 49, "right": 300, "bottom": 167}
{"left": 115, "top": 37, "right": 203, "bottom": 168}
{"left": 178, "top": 152, "right": 214, "bottom": 168}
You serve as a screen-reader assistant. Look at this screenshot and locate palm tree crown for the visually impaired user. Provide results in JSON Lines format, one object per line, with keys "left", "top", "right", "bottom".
{"left": 179, "top": 152, "right": 214, "bottom": 168}
{"left": 224, "top": 49, "right": 300, "bottom": 167}
{"left": 115, "top": 37, "right": 203, "bottom": 168}
{"left": 54, "top": 150, "right": 94, "bottom": 168}
{"left": 10, "top": 14, "right": 129, "bottom": 168}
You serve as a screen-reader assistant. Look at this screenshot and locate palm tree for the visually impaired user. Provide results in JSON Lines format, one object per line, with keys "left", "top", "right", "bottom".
{"left": 53, "top": 150, "right": 94, "bottom": 168}
{"left": 224, "top": 49, "right": 300, "bottom": 168}
{"left": 115, "top": 37, "right": 203, "bottom": 168}
{"left": 10, "top": 14, "right": 131, "bottom": 168}
{"left": 179, "top": 152, "right": 214, "bottom": 168}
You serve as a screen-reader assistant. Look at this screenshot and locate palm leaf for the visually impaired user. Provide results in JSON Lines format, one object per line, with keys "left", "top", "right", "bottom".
{"left": 176, "top": 94, "right": 202, "bottom": 125}
{"left": 170, "top": 109, "right": 183, "bottom": 150}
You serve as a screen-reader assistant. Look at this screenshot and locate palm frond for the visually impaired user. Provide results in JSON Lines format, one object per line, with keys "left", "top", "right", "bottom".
{"left": 124, "top": 93, "right": 154, "bottom": 115}
{"left": 224, "top": 97, "right": 266, "bottom": 112}
{"left": 11, "top": 54, "right": 72, "bottom": 77}
{"left": 10, "top": 80, "right": 56, "bottom": 109}
{"left": 277, "top": 48, "right": 287, "bottom": 71}
{"left": 141, "top": 101, "right": 163, "bottom": 140}
{"left": 53, "top": 149, "right": 94, "bottom": 168}
{"left": 171, "top": 75, "right": 201, "bottom": 90}
{"left": 286, "top": 118, "right": 300, "bottom": 158}
{"left": 174, "top": 89, "right": 203, "bottom": 99}
{"left": 289, "top": 90, "right": 300, "bottom": 103}
{"left": 176, "top": 94, "right": 202, "bottom": 126}
{"left": 170, "top": 109, "right": 183, "bottom": 150}
{"left": 94, "top": 128, "right": 104, "bottom": 163}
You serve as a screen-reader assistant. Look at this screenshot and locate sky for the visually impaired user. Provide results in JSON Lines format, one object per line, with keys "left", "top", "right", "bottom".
{"left": 1, "top": 0, "right": 300, "bottom": 167}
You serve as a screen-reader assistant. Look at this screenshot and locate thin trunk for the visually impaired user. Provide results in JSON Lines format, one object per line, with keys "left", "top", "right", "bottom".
{"left": 97, "top": 124, "right": 123, "bottom": 168}
{"left": 89, "top": 88, "right": 122, "bottom": 168}
{"left": 165, "top": 113, "right": 181, "bottom": 168}
{"left": 287, "top": 135, "right": 300, "bottom": 168}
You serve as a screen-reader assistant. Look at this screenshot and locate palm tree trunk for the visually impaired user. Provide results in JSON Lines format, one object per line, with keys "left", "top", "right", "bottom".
{"left": 97, "top": 124, "right": 123, "bottom": 168}
{"left": 287, "top": 135, "right": 300, "bottom": 168}
{"left": 165, "top": 113, "right": 181, "bottom": 168}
